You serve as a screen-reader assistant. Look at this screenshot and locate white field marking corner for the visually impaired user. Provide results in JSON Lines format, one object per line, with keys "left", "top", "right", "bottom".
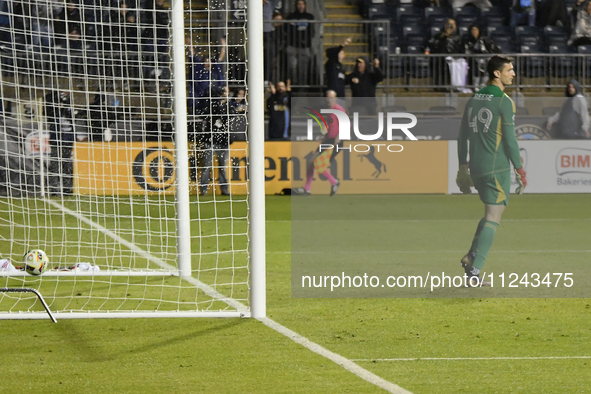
{"left": 352, "top": 356, "right": 591, "bottom": 362}
{"left": 47, "top": 199, "right": 412, "bottom": 394}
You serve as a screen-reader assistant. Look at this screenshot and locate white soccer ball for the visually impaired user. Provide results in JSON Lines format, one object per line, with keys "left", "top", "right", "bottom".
{"left": 23, "top": 250, "right": 49, "bottom": 276}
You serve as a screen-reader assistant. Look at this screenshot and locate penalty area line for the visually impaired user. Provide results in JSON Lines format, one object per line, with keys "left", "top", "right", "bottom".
{"left": 47, "top": 199, "right": 412, "bottom": 394}
{"left": 352, "top": 356, "right": 591, "bottom": 362}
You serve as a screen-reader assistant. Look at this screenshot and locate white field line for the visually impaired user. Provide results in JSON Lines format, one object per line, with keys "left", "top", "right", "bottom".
{"left": 269, "top": 250, "right": 591, "bottom": 254}
{"left": 47, "top": 199, "right": 411, "bottom": 394}
{"left": 352, "top": 356, "right": 591, "bottom": 362}
{"left": 276, "top": 218, "right": 591, "bottom": 223}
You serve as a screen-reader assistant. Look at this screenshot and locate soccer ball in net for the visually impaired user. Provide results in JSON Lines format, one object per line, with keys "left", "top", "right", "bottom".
{"left": 23, "top": 250, "right": 49, "bottom": 276}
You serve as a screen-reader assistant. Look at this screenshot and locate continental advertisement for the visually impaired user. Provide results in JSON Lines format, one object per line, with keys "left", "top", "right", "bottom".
{"left": 73, "top": 141, "right": 448, "bottom": 195}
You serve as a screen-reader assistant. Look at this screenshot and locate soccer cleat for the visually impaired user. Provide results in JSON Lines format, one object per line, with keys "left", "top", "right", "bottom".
{"left": 464, "top": 274, "right": 492, "bottom": 287}
{"left": 330, "top": 180, "right": 340, "bottom": 196}
{"left": 292, "top": 188, "right": 310, "bottom": 196}
{"left": 460, "top": 251, "right": 476, "bottom": 275}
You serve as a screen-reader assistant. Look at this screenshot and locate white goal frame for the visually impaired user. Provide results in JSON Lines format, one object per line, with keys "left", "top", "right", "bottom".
{"left": 0, "top": 0, "right": 266, "bottom": 321}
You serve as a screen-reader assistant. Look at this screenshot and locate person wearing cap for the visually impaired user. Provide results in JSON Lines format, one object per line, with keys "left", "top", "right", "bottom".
{"left": 345, "top": 57, "right": 383, "bottom": 116}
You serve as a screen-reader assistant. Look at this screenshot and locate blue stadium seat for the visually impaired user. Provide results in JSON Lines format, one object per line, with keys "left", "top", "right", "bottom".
{"left": 406, "top": 45, "right": 431, "bottom": 78}
{"left": 518, "top": 34, "right": 544, "bottom": 47}
{"left": 431, "top": 26, "right": 442, "bottom": 38}
{"left": 401, "top": 14, "right": 425, "bottom": 27}
{"left": 407, "top": 33, "right": 428, "bottom": 47}
{"left": 496, "top": 40, "right": 517, "bottom": 53}
{"left": 428, "top": 15, "right": 449, "bottom": 29}
{"left": 520, "top": 44, "right": 547, "bottom": 77}
{"left": 544, "top": 25, "right": 569, "bottom": 37}
{"left": 454, "top": 5, "right": 481, "bottom": 19}
{"left": 546, "top": 35, "right": 569, "bottom": 47}
{"left": 396, "top": 6, "right": 423, "bottom": 23}
{"left": 487, "top": 25, "right": 514, "bottom": 39}
{"left": 481, "top": 6, "right": 507, "bottom": 18}
{"left": 372, "top": 24, "right": 389, "bottom": 47}
{"left": 368, "top": 4, "right": 395, "bottom": 21}
{"left": 424, "top": 6, "right": 453, "bottom": 20}
{"left": 458, "top": 25, "right": 470, "bottom": 40}
{"left": 515, "top": 26, "right": 544, "bottom": 38}
{"left": 484, "top": 15, "right": 505, "bottom": 27}
{"left": 402, "top": 24, "right": 428, "bottom": 39}
{"left": 456, "top": 15, "right": 478, "bottom": 28}
{"left": 549, "top": 44, "right": 576, "bottom": 77}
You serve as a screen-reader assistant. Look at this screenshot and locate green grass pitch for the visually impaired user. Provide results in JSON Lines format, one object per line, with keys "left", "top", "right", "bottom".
{"left": 1, "top": 194, "right": 590, "bottom": 393}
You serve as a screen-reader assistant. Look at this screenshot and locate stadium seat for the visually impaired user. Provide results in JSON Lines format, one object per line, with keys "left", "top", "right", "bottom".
{"left": 518, "top": 34, "right": 544, "bottom": 47}
{"left": 487, "top": 25, "right": 514, "bottom": 39}
{"left": 546, "top": 35, "right": 569, "bottom": 47}
{"left": 407, "top": 33, "right": 428, "bottom": 47}
{"left": 368, "top": 4, "right": 395, "bottom": 21}
{"left": 372, "top": 24, "right": 389, "bottom": 47}
{"left": 397, "top": 6, "right": 423, "bottom": 23}
{"left": 401, "top": 14, "right": 425, "bottom": 27}
{"left": 430, "top": 26, "right": 442, "bottom": 38}
{"left": 542, "top": 106, "right": 560, "bottom": 116}
{"left": 516, "top": 107, "right": 529, "bottom": 115}
{"left": 544, "top": 25, "right": 569, "bottom": 38}
{"left": 402, "top": 24, "right": 428, "bottom": 39}
{"left": 520, "top": 44, "right": 547, "bottom": 77}
{"left": 515, "top": 26, "right": 544, "bottom": 39}
{"left": 406, "top": 45, "right": 431, "bottom": 78}
{"left": 481, "top": 6, "right": 507, "bottom": 18}
{"left": 549, "top": 45, "right": 576, "bottom": 77}
{"left": 458, "top": 26, "right": 470, "bottom": 40}
{"left": 456, "top": 15, "right": 478, "bottom": 28}
{"left": 428, "top": 15, "right": 449, "bottom": 29}
{"left": 454, "top": 5, "right": 481, "bottom": 19}
{"left": 484, "top": 16, "right": 506, "bottom": 27}
{"left": 496, "top": 40, "right": 517, "bottom": 54}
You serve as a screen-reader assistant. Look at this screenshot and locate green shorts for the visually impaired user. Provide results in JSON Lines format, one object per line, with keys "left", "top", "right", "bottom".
{"left": 471, "top": 171, "right": 511, "bottom": 206}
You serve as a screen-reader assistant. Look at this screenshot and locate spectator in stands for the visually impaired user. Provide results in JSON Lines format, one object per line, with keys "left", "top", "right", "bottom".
{"left": 325, "top": 37, "right": 351, "bottom": 99}
{"left": 429, "top": 18, "right": 463, "bottom": 88}
{"left": 569, "top": 1, "right": 591, "bottom": 46}
{"left": 267, "top": 80, "right": 291, "bottom": 140}
{"left": 229, "top": 88, "right": 248, "bottom": 142}
{"left": 417, "top": 0, "right": 451, "bottom": 7}
{"left": 44, "top": 91, "right": 75, "bottom": 195}
{"left": 200, "top": 86, "right": 231, "bottom": 196}
{"left": 271, "top": 11, "right": 288, "bottom": 83}
{"left": 264, "top": 0, "right": 282, "bottom": 83}
{"left": 109, "top": 2, "right": 140, "bottom": 89}
{"left": 510, "top": 0, "right": 536, "bottom": 27}
{"left": 537, "top": 0, "right": 570, "bottom": 28}
{"left": 572, "top": 0, "right": 587, "bottom": 25}
{"left": 345, "top": 57, "right": 383, "bottom": 116}
{"left": 286, "top": 0, "right": 315, "bottom": 85}
{"left": 142, "top": 0, "right": 171, "bottom": 85}
{"left": 546, "top": 80, "right": 591, "bottom": 139}
{"left": 187, "top": 37, "right": 226, "bottom": 116}
{"left": 464, "top": 25, "right": 501, "bottom": 89}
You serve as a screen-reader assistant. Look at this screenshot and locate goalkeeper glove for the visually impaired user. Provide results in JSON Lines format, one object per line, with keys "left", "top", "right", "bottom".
{"left": 515, "top": 167, "right": 527, "bottom": 194}
{"left": 456, "top": 164, "right": 473, "bottom": 194}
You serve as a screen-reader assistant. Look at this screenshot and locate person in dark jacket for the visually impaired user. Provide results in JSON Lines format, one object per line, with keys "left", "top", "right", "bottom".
{"left": 546, "top": 80, "right": 591, "bottom": 139}
{"left": 199, "top": 86, "right": 232, "bottom": 196}
{"left": 464, "top": 25, "right": 501, "bottom": 88}
{"left": 45, "top": 91, "right": 75, "bottom": 195}
{"left": 286, "top": 0, "right": 315, "bottom": 85}
{"left": 429, "top": 18, "right": 463, "bottom": 88}
{"left": 345, "top": 57, "right": 383, "bottom": 115}
{"left": 324, "top": 37, "right": 351, "bottom": 98}
{"left": 267, "top": 80, "right": 291, "bottom": 140}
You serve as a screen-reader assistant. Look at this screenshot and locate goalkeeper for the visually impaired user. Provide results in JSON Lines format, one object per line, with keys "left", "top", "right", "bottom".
{"left": 456, "top": 55, "right": 527, "bottom": 285}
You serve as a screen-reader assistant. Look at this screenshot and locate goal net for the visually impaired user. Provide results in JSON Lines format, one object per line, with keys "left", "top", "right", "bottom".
{"left": 0, "top": 0, "right": 264, "bottom": 319}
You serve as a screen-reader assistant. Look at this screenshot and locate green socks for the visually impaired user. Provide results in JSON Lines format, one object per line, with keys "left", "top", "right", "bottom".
{"left": 469, "top": 218, "right": 486, "bottom": 254}
{"left": 473, "top": 220, "right": 499, "bottom": 271}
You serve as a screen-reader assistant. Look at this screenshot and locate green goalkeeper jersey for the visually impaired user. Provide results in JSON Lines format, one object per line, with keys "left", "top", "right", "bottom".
{"left": 458, "top": 84, "right": 523, "bottom": 177}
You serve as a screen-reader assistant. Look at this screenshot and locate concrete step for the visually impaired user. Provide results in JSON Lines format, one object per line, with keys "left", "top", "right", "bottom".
{"left": 326, "top": 13, "right": 363, "bottom": 20}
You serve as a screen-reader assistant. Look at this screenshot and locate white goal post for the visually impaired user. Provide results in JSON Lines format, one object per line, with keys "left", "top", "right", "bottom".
{"left": 0, "top": 0, "right": 265, "bottom": 320}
